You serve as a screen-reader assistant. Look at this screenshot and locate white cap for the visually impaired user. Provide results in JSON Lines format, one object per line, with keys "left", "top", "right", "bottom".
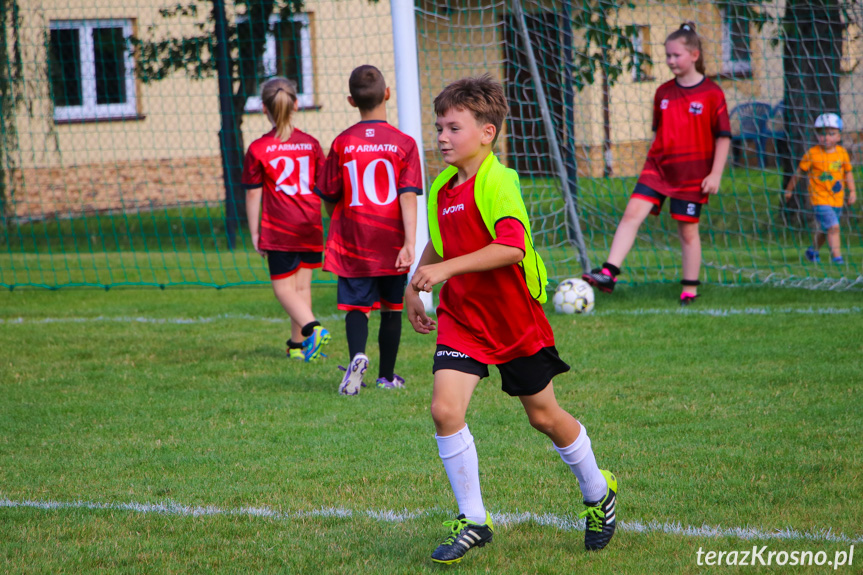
{"left": 814, "top": 113, "right": 843, "bottom": 130}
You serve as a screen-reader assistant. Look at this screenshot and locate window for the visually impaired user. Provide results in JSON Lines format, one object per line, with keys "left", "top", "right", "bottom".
{"left": 631, "top": 25, "right": 653, "bottom": 82}
{"left": 245, "top": 13, "right": 314, "bottom": 112}
{"left": 49, "top": 20, "right": 137, "bottom": 121}
{"left": 722, "top": 11, "right": 751, "bottom": 75}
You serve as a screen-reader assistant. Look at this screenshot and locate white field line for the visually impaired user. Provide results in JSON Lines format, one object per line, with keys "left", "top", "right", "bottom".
{"left": 2, "top": 498, "right": 861, "bottom": 544}
{"left": 0, "top": 313, "right": 346, "bottom": 325}
{"left": 1, "top": 307, "right": 861, "bottom": 326}
{"left": 591, "top": 306, "right": 863, "bottom": 317}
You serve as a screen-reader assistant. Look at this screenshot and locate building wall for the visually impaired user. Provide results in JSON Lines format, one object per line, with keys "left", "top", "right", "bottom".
{"left": 13, "top": 0, "right": 863, "bottom": 217}
{"left": 13, "top": 0, "right": 397, "bottom": 217}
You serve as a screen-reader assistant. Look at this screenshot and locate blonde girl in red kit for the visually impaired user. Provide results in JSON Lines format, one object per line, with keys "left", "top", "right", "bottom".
{"left": 242, "top": 77, "right": 330, "bottom": 361}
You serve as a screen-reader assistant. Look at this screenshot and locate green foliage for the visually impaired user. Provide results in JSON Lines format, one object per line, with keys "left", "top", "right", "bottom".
{"left": 133, "top": 0, "right": 303, "bottom": 94}
{"left": 570, "top": 0, "right": 651, "bottom": 90}
{"left": 0, "top": 0, "right": 24, "bottom": 220}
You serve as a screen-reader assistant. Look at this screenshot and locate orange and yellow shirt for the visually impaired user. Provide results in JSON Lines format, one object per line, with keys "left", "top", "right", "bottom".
{"left": 799, "top": 145, "right": 852, "bottom": 207}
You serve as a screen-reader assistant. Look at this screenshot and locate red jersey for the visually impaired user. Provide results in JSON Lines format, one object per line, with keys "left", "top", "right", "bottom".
{"left": 241, "top": 128, "right": 326, "bottom": 252}
{"left": 638, "top": 78, "right": 731, "bottom": 203}
{"left": 315, "top": 121, "right": 423, "bottom": 277}
{"left": 435, "top": 175, "right": 556, "bottom": 364}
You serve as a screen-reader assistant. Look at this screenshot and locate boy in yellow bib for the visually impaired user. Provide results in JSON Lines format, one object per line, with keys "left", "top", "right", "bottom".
{"left": 785, "top": 113, "right": 856, "bottom": 264}
{"left": 406, "top": 75, "right": 617, "bottom": 565}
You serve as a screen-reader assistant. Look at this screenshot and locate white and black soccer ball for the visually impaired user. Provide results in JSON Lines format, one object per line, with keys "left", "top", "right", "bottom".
{"left": 552, "top": 278, "right": 595, "bottom": 315}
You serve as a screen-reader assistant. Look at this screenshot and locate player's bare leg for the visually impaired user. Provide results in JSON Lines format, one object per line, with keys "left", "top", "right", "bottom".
{"left": 518, "top": 381, "right": 580, "bottom": 447}
{"left": 678, "top": 221, "right": 702, "bottom": 298}
{"left": 606, "top": 197, "right": 655, "bottom": 268}
{"left": 296, "top": 267, "right": 314, "bottom": 320}
{"left": 431, "top": 369, "right": 480, "bottom": 436}
{"left": 521, "top": 382, "right": 618, "bottom": 552}
{"left": 273, "top": 272, "right": 315, "bottom": 336}
{"left": 584, "top": 197, "right": 653, "bottom": 292}
{"left": 273, "top": 269, "right": 329, "bottom": 361}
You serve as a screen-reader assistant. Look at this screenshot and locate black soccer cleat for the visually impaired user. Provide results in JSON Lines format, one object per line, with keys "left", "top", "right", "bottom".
{"left": 582, "top": 268, "right": 617, "bottom": 294}
{"left": 430, "top": 512, "right": 494, "bottom": 564}
{"left": 579, "top": 469, "right": 618, "bottom": 551}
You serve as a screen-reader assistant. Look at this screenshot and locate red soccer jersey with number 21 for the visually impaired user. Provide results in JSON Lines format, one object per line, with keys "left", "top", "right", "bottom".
{"left": 241, "top": 128, "right": 326, "bottom": 252}
{"left": 315, "top": 120, "right": 423, "bottom": 278}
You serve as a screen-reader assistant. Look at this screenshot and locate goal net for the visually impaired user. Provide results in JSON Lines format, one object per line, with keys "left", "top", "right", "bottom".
{"left": 2, "top": 0, "right": 861, "bottom": 290}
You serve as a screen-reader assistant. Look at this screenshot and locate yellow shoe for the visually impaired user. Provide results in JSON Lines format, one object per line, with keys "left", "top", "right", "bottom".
{"left": 288, "top": 347, "right": 304, "bottom": 360}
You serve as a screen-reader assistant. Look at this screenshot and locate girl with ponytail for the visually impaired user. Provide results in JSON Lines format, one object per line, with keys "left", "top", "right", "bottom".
{"left": 241, "top": 77, "right": 331, "bottom": 361}
{"left": 583, "top": 22, "right": 732, "bottom": 305}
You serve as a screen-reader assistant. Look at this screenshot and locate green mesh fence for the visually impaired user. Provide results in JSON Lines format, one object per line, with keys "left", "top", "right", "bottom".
{"left": 2, "top": 0, "right": 862, "bottom": 290}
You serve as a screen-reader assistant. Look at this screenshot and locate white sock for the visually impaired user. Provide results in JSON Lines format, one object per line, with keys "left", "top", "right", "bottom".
{"left": 554, "top": 423, "right": 608, "bottom": 503}
{"left": 436, "top": 424, "right": 486, "bottom": 524}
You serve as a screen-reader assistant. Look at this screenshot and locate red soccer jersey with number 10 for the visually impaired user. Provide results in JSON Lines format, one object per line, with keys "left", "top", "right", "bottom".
{"left": 638, "top": 78, "right": 732, "bottom": 203}
{"left": 241, "top": 128, "right": 326, "bottom": 252}
{"left": 315, "top": 120, "right": 423, "bottom": 278}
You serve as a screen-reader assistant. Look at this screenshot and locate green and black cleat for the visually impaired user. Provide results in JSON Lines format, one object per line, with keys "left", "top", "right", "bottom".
{"left": 580, "top": 469, "right": 618, "bottom": 551}
{"left": 430, "top": 512, "right": 494, "bottom": 565}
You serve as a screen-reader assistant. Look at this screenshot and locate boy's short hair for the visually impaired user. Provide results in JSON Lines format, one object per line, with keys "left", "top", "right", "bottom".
{"left": 349, "top": 65, "right": 387, "bottom": 111}
{"left": 434, "top": 74, "right": 508, "bottom": 144}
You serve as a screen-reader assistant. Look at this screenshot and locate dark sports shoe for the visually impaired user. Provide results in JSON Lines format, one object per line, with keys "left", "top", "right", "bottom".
{"left": 430, "top": 512, "right": 494, "bottom": 565}
{"left": 579, "top": 469, "right": 618, "bottom": 551}
{"left": 376, "top": 373, "right": 405, "bottom": 389}
{"left": 680, "top": 293, "right": 699, "bottom": 306}
{"left": 582, "top": 268, "right": 617, "bottom": 293}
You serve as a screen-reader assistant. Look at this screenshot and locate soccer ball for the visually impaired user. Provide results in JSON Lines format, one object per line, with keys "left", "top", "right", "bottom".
{"left": 553, "top": 278, "right": 595, "bottom": 314}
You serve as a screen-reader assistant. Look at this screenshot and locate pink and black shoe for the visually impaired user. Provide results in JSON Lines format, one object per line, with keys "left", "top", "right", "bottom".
{"left": 680, "top": 292, "right": 699, "bottom": 306}
{"left": 582, "top": 268, "right": 617, "bottom": 294}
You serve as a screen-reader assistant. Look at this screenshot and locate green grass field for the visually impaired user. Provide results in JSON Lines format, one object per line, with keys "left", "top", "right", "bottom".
{"left": 2, "top": 284, "right": 861, "bottom": 573}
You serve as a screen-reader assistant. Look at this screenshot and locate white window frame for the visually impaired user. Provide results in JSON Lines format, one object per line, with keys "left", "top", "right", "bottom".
{"left": 631, "top": 25, "right": 651, "bottom": 82}
{"left": 49, "top": 19, "right": 137, "bottom": 122}
{"left": 721, "top": 10, "right": 752, "bottom": 75}
{"left": 245, "top": 13, "right": 314, "bottom": 112}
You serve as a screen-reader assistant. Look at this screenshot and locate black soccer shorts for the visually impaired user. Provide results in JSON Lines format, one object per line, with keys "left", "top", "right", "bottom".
{"left": 337, "top": 274, "right": 408, "bottom": 313}
{"left": 632, "top": 182, "right": 704, "bottom": 222}
{"left": 267, "top": 250, "right": 323, "bottom": 280}
{"left": 432, "top": 344, "right": 570, "bottom": 397}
